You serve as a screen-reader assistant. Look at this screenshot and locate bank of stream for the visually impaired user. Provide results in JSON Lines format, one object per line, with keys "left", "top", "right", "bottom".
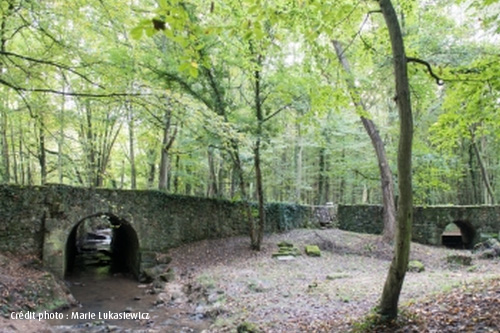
{"left": 48, "top": 225, "right": 210, "bottom": 332}
{"left": 48, "top": 267, "right": 210, "bottom": 332}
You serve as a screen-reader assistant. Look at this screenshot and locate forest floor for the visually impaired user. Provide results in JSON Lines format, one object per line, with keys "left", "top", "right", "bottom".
{"left": 1, "top": 228, "right": 500, "bottom": 332}
{"left": 167, "top": 228, "right": 500, "bottom": 332}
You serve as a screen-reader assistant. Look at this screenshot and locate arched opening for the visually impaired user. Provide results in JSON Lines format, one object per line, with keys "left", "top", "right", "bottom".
{"left": 65, "top": 213, "right": 140, "bottom": 279}
{"left": 441, "top": 220, "right": 476, "bottom": 249}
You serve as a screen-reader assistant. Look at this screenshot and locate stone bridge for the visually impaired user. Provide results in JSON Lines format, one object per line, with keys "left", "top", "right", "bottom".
{"left": 1, "top": 185, "right": 500, "bottom": 280}
{"left": 0, "top": 185, "right": 310, "bottom": 279}
{"left": 338, "top": 205, "right": 500, "bottom": 247}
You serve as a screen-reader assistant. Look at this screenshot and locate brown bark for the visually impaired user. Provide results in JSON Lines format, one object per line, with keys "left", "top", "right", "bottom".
{"left": 158, "top": 108, "right": 177, "bottom": 191}
{"left": 377, "top": 0, "right": 414, "bottom": 321}
{"left": 127, "top": 102, "right": 137, "bottom": 189}
{"left": 207, "top": 147, "right": 219, "bottom": 197}
{"left": 333, "top": 40, "right": 396, "bottom": 242}
{"left": 470, "top": 132, "right": 495, "bottom": 204}
{"left": 0, "top": 108, "right": 9, "bottom": 183}
{"left": 253, "top": 60, "right": 266, "bottom": 251}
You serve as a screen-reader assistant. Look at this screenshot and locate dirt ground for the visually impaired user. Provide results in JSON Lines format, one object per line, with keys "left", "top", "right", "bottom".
{"left": 166, "top": 228, "right": 500, "bottom": 332}
{"left": 1, "top": 228, "right": 500, "bottom": 332}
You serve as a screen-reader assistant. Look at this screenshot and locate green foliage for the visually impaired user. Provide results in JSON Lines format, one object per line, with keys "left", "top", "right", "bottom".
{"left": 0, "top": 0, "right": 497, "bottom": 206}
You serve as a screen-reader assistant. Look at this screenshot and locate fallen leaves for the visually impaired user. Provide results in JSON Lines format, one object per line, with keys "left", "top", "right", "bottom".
{"left": 357, "top": 278, "right": 500, "bottom": 333}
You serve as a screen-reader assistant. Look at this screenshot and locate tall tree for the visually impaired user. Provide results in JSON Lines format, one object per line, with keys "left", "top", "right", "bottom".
{"left": 333, "top": 40, "right": 396, "bottom": 242}
{"left": 377, "top": 0, "right": 414, "bottom": 320}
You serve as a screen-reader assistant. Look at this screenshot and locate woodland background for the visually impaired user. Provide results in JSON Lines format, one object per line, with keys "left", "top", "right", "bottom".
{"left": 0, "top": 0, "right": 499, "bottom": 206}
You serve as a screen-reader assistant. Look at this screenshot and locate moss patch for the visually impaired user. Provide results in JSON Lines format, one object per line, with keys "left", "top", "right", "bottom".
{"left": 305, "top": 245, "right": 321, "bottom": 257}
{"left": 408, "top": 260, "right": 425, "bottom": 272}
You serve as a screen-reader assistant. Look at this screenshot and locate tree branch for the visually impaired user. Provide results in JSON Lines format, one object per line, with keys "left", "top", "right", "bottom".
{"left": 0, "top": 77, "right": 150, "bottom": 98}
{"left": 406, "top": 57, "right": 444, "bottom": 86}
{"left": 0, "top": 50, "right": 104, "bottom": 88}
{"left": 263, "top": 103, "right": 292, "bottom": 123}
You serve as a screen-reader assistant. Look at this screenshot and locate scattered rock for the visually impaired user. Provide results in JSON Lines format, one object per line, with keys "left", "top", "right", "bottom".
{"left": 326, "top": 272, "right": 350, "bottom": 280}
{"left": 272, "top": 241, "right": 301, "bottom": 258}
{"left": 305, "top": 245, "right": 321, "bottom": 257}
{"left": 446, "top": 254, "right": 472, "bottom": 266}
{"left": 275, "top": 255, "right": 295, "bottom": 261}
{"left": 277, "top": 241, "right": 294, "bottom": 248}
{"left": 155, "top": 253, "right": 172, "bottom": 265}
{"left": 474, "top": 238, "right": 500, "bottom": 259}
{"left": 159, "top": 267, "right": 176, "bottom": 282}
{"left": 237, "top": 321, "right": 261, "bottom": 333}
{"left": 408, "top": 260, "right": 425, "bottom": 272}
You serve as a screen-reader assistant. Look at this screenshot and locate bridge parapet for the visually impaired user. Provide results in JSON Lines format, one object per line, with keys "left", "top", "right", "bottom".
{"left": 0, "top": 184, "right": 312, "bottom": 278}
{"left": 338, "top": 204, "right": 500, "bottom": 247}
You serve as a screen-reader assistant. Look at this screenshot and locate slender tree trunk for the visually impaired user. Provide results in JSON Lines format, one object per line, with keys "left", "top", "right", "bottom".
{"left": 158, "top": 136, "right": 170, "bottom": 190}
{"left": 377, "top": 0, "right": 414, "bottom": 321}
{"left": 253, "top": 62, "right": 266, "bottom": 250}
{"left": 232, "top": 147, "right": 256, "bottom": 248}
{"left": 471, "top": 133, "right": 495, "bottom": 204}
{"left": 10, "top": 122, "right": 17, "bottom": 184}
{"left": 218, "top": 158, "right": 226, "bottom": 198}
{"left": 147, "top": 148, "right": 156, "bottom": 189}
{"left": 37, "top": 120, "right": 47, "bottom": 185}
{"left": 339, "top": 149, "right": 345, "bottom": 203}
{"left": 296, "top": 124, "right": 303, "bottom": 202}
{"left": 158, "top": 108, "right": 176, "bottom": 191}
{"left": 0, "top": 108, "right": 9, "bottom": 183}
{"left": 333, "top": 40, "right": 396, "bottom": 242}
{"left": 317, "top": 147, "right": 327, "bottom": 205}
{"left": 19, "top": 128, "right": 25, "bottom": 185}
{"left": 58, "top": 77, "right": 65, "bottom": 184}
{"left": 128, "top": 102, "right": 137, "bottom": 189}
{"left": 207, "top": 146, "right": 218, "bottom": 197}
{"left": 173, "top": 154, "right": 180, "bottom": 193}
{"left": 85, "top": 103, "right": 96, "bottom": 187}
{"left": 0, "top": 8, "right": 10, "bottom": 184}
{"left": 468, "top": 142, "right": 478, "bottom": 204}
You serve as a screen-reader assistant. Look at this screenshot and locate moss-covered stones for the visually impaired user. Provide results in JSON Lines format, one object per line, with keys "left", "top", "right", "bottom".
{"left": 305, "top": 245, "right": 321, "bottom": 257}
{"left": 272, "top": 241, "right": 301, "bottom": 259}
{"left": 407, "top": 260, "right": 425, "bottom": 272}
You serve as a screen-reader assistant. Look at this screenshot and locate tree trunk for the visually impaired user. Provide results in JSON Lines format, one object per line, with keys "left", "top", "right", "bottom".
{"left": 158, "top": 135, "right": 170, "bottom": 190}
{"left": 58, "top": 77, "right": 65, "bottom": 184}
{"left": 207, "top": 146, "right": 218, "bottom": 197}
{"left": 471, "top": 134, "right": 495, "bottom": 204}
{"left": 0, "top": 108, "right": 9, "bottom": 183}
{"left": 377, "top": 0, "right": 414, "bottom": 321}
{"left": 10, "top": 121, "right": 17, "bottom": 183}
{"left": 253, "top": 62, "right": 266, "bottom": 251}
{"left": 128, "top": 102, "right": 137, "bottom": 189}
{"left": 333, "top": 40, "right": 396, "bottom": 242}
{"left": 232, "top": 147, "right": 257, "bottom": 248}
{"left": 37, "top": 120, "right": 47, "bottom": 185}
{"left": 317, "top": 147, "right": 327, "bottom": 205}
{"left": 295, "top": 124, "right": 303, "bottom": 202}
{"left": 158, "top": 108, "right": 176, "bottom": 191}
{"left": 147, "top": 148, "right": 156, "bottom": 189}
{"left": 468, "top": 142, "right": 478, "bottom": 204}
{"left": 19, "top": 127, "right": 25, "bottom": 185}
{"left": 173, "top": 154, "right": 180, "bottom": 194}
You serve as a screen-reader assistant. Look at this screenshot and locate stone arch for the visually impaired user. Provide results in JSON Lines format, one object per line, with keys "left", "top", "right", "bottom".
{"left": 65, "top": 213, "right": 140, "bottom": 279}
{"left": 441, "top": 220, "right": 477, "bottom": 249}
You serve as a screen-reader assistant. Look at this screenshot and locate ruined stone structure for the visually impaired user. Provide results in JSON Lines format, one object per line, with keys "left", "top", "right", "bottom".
{"left": 338, "top": 204, "right": 500, "bottom": 248}
{"left": 1, "top": 184, "right": 499, "bottom": 279}
{"left": 0, "top": 185, "right": 310, "bottom": 279}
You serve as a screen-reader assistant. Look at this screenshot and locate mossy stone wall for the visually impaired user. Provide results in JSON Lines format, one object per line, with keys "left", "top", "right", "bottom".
{"left": 0, "top": 185, "right": 313, "bottom": 278}
{"left": 338, "top": 204, "right": 500, "bottom": 246}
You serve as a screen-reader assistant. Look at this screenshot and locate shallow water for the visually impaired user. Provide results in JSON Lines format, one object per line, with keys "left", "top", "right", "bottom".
{"left": 48, "top": 266, "right": 209, "bottom": 332}
{"left": 49, "top": 226, "right": 209, "bottom": 333}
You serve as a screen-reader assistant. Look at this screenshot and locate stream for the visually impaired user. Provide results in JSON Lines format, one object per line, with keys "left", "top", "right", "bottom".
{"left": 48, "top": 227, "right": 210, "bottom": 332}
